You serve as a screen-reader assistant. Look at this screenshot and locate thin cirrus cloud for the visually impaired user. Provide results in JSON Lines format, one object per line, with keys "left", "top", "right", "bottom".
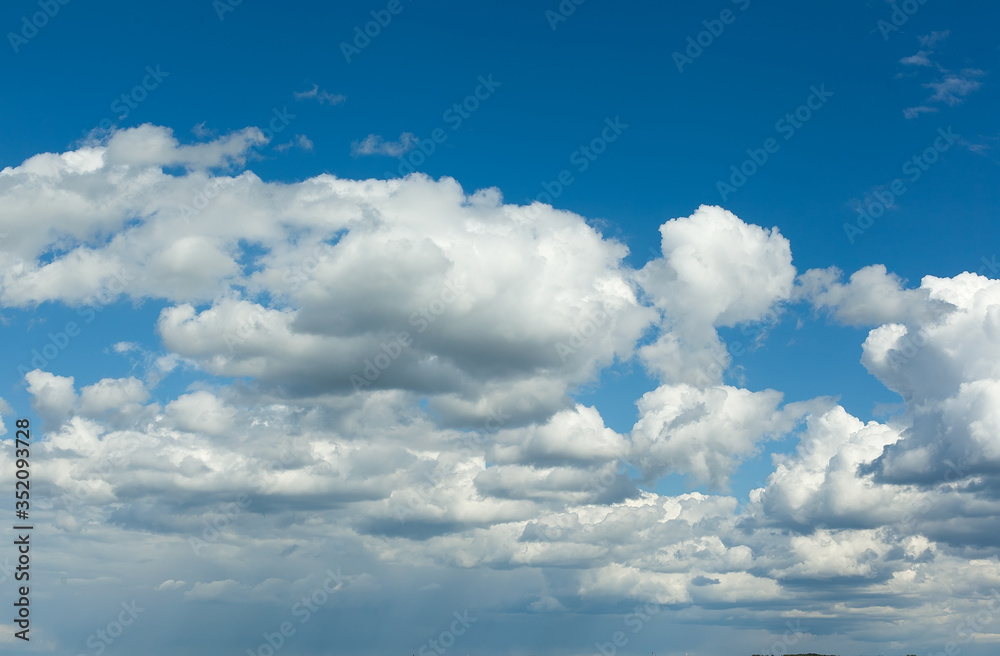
{"left": 918, "top": 30, "right": 951, "bottom": 48}
{"left": 899, "top": 50, "right": 934, "bottom": 67}
{"left": 1, "top": 125, "right": 999, "bottom": 653}
{"left": 293, "top": 83, "right": 346, "bottom": 106}
{"left": 924, "top": 69, "right": 986, "bottom": 106}
{"left": 350, "top": 132, "right": 419, "bottom": 157}
{"left": 900, "top": 32, "right": 987, "bottom": 118}
{"left": 275, "top": 134, "right": 315, "bottom": 152}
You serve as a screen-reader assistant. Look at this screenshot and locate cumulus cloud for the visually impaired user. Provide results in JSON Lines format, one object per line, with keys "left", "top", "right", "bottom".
{"left": 0, "top": 129, "right": 657, "bottom": 424}
{"left": 751, "top": 405, "right": 905, "bottom": 531}
{"left": 103, "top": 123, "right": 268, "bottom": 169}
{"left": 636, "top": 205, "right": 795, "bottom": 386}
{"left": 860, "top": 273, "right": 1000, "bottom": 483}
{"left": 487, "top": 405, "right": 628, "bottom": 467}
{"left": 631, "top": 384, "right": 811, "bottom": 489}
{"left": 0, "top": 397, "right": 12, "bottom": 436}
{"left": 797, "top": 264, "right": 955, "bottom": 326}
{"left": 79, "top": 376, "right": 150, "bottom": 415}
{"left": 25, "top": 370, "right": 77, "bottom": 425}
{"left": 4, "top": 124, "right": 1000, "bottom": 655}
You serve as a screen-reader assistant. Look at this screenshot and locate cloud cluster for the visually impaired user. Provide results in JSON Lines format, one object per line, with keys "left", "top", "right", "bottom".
{"left": 1, "top": 125, "right": 999, "bottom": 654}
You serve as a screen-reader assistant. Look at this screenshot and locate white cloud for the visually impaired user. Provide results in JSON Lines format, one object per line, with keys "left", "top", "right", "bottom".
{"left": 925, "top": 69, "right": 986, "bottom": 107}
{"left": 636, "top": 205, "right": 795, "bottom": 386}
{"left": 166, "top": 391, "right": 237, "bottom": 436}
{"left": 861, "top": 273, "right": 1000, "bottom": 483}
{"left": 488, "top": 404, "right": 628, "bottom": 467}
{"left": 797, "top": 264, "right": 954, "bottom": 326}
{"left": 79, "top": 376, "right": 150, "bottom": 415}
{"left": 578, "top": 564, "right": 691, "bottom": 605}
{"left": 641, "top": 205, "right": 795, "bottom": 327}
{"left": 103, "top": 123, "right": 267, "bottom": 169}
{"left": 274, "top": 134, "right": 314, "bottom": 152}
{"left": 26, "top": 370, "right": 77, "bottom": 424}
{"left": 752, "top": 405, "right": 905, "bottom": 530}
{"left": 156, "top": 579, "right": 186, "bottom": 591}
{"left": 900, "top": 50, "right": 934, "bottom": 67}
{"left": 918, "top": 30, "right": 950, "bottom": 48}
{"left": 903, "top": 105, "right": 938, "bottom": 119}
{"left": 895, "top": 34, "right": 986, "bottom": 118}
{"left": 293, "top": 83, "right": 345, "bottom": 106}
{"left": 5, "top": 124, "right": 1000, "bottom": 654}
{"left": 630, "top": 384, "right": 807, "bottom": 489}
{"left": 351, "top": 132, "right": 418, "bottom": 157}
{"left": 0, "top": 397, "right": 12, "bottom": 436}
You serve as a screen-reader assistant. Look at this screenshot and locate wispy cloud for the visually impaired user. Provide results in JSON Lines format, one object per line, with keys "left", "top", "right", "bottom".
{"left": 924, "top": 68, "right": 986, "bottom": 106}
{"left": 350, "top": 132, "right": 418, "bottom": 157}
{"left": 899, "top": 50, "right": 934, "bottom": 67}
{"left": 191, "top": 121, "right": 216, "bottom": 138}
{"left": 918, "top": 30, "right": 950, "bottom": 48}
{"left": 902, "top": 105, "right": 938, "bottom": 119}
{"left": 897, "top": 33, "right": 987, "bottom": 119}
{"left": 274, "top": 134, "right": 314, "bottom": 153}
{"left": 293, "top": 83, "right": 346, "bottom": 106}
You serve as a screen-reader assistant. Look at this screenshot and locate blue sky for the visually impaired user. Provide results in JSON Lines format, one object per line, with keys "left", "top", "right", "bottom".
{"left": 1, "top": 0, "right": 999, "bottom": 654}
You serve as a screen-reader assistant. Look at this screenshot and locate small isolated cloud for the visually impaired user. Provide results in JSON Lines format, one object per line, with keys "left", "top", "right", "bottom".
{"left": 903, "top": 105, "right": 938, "bottom": 119}
{"left": 275, "top": 134, "right": 314, "bottom": 153}
{"left": 156, "top": 579, "right": 186, "bottom": 591}
{"left": 960, "top": 135, "right": 997, "bottom": 155}
{"left": 351, "top": 132, "right": 418, "bottom": 157}
{"left": 918, "top": 30, "right": 950, "bottom": 48}
{"left": 900, "top": 50, "right": 934, "bottom": 67}
{"left": 924, "top": 69, "right": 986, "bottom": 106}
{"left": 293, "top": 83, "right": 345, "bottom": 106}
